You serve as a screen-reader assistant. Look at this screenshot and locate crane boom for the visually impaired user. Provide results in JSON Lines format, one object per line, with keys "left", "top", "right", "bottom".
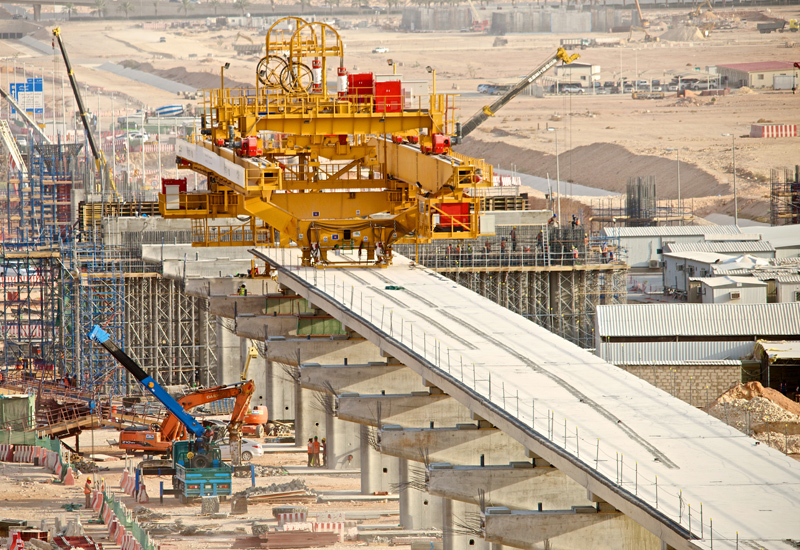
{"left": 52, "top": 27, "right": 118, "bottom": 198}
{"left": 459, "top": 48, "right": 580, "bottom": 140}
{"left": 633, "top": 0, "right": 650, "bottom": 28}
{"left": 0, "top": 87, "right": 52, "bottom": 145}
{"left": 88, "top": 325, "right": 207, "bottom": 439}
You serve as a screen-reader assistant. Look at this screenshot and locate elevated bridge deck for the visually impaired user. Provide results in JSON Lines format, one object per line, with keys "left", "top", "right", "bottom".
{"left": 255, "top": 248, "right": 800, "bottom": 550}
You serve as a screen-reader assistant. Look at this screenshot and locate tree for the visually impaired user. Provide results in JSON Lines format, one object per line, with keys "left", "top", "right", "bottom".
{"left": 234, "top": 0, "right": 251, "bottom": 15}
{"left": 118, "top": 1, "right": 134, "bottom": 18}
{"left": 64, "top": 2, "right": 74, "bottom": 19}
{"left": 209, "top": 0, "right": 221, "bottom": 14}
{"left": 92, "top": 0, "right": 106, "bottom": 17}
{"left": 180, "top": 0, "right": 194, "bottom": 16}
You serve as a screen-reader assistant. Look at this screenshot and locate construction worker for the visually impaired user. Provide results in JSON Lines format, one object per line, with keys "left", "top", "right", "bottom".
{"left": 510, "top": 226, "right": 517, "bottom": 252}
{"left": 321, "top": 438, "right": 327, "bottom": 467}
{"left": 307, "top": 438, "right": 313, "bottom": 467}
{"left": 312, "top": 436, "right": 321, "bottom": 467}
{"left": 84, "top": 478, "right": 92, "bottom": 509}
{"left": 238, "top": 283, "right": 247, "bottom": 296}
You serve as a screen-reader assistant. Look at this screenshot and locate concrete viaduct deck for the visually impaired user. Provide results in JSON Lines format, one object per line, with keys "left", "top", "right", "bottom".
{"left": 250, "top": 248, "right": 800, "bottom": 550}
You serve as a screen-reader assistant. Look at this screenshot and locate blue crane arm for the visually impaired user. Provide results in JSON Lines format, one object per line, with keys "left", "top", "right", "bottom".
{"left": 88, "top": 325, "right": 206, "bottom": 439}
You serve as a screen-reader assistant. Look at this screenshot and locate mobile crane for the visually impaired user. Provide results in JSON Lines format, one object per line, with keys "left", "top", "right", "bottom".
{"left": 52, "top": 27, "right": 119, "bottom": 199}
{"left": 118, "top": 381, "right": 256, "bottom": 454}
{"left": 465, "top": 0, "right": 489, "bottom": 32}
{"left": 633, "top": 0, "right": 650, "bottom": 28}
{"left": 458, "top": 47, "right": 580, "bottom": 140}
{"left": 89, "top": 325, "right": 234, "bottom": 502}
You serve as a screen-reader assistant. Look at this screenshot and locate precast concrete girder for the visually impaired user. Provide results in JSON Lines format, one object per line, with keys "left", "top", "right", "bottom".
{"left": 427, "top": 463, "right": 592, "bottom": 511}
{"left": 234, "top": 315, "right": 297, "bottom": 340}
{"left": 300, "top": 362, "right": 425, "bottom": 395}
{"left": 379, "top": 426, "right": 529, "bottom": 465}
{"left": 268, "top": 337, "right": 384, "bottom": 367}
{"left": 183, "top": 277, "right": 276, "bottom": 298}
{"left": 338, "top": 393, "right": 473, "bottom": 429}
{"left": 482, "top": 507, "right": 661, "bottom": 550}
{"left": 209, "top": 296, "right": 269, "bottom": 318}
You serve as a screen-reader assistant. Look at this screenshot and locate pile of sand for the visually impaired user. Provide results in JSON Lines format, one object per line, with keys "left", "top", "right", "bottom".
{"left": 659, "top": 26, "right": 706, "bottom": 42}
{"left": 707, "top": 382, "right": 800, "bottom": 455}
{"left": 736, "top": 86, "right": 755, "bottom": 94}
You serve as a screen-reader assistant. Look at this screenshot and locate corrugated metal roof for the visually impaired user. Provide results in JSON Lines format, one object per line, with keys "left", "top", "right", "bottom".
{"left": 758, "top": 226, "right": 800, "bottom": 249}
{"left": 663, "top": 251, "right": 734, "bottom": 263}
{"left": 751, "top": 272, "right": 800, "bottom": 283}
{"left": 602, "top": 225, "right": 743, "bottom": 238}
{"left": 664, "top": 241, "right": 775, "bottom": 254}
{"left": 717, "top": 61, "right": 795, "bottom": 72}
{"left": 597, "top": 341, "right": 755, "bottom": 362}
{"left": 777, "top": 257, "right": 800, "bottom": 265}
{"left": 754, "top": 340, "right": 800, "bottom": 362}
{"left": 690, "top": 276, "right": 767, "bottom": 288}
{"left": 595, "top": 303, "right": 800, "bottom": 337}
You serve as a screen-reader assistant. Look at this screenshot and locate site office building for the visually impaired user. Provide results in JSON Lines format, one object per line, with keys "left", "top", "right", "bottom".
{"left": 714, "top": 61, "right": 797, "bottom": 89}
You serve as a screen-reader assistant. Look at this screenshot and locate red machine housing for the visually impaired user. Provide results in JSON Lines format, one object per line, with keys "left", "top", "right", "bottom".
{"left": 375, "top": 80, "right": 403, "bottom": 113}
{"left": 422, "top": 133, "right": 451, "bottom": 154}
{"left": 239, "top": 136, "right": 263, "bottom": 157}
{"left": 437, "top": 202, "right": 470, "bottom": 230}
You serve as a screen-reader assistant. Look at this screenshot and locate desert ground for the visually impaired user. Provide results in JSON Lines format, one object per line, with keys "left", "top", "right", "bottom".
{"left": 2, "top": 4, "right": 799, "bottom": 222}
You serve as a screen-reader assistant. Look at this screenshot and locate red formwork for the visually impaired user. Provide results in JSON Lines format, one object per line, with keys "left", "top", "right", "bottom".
{"left": 750, "top": 124, "right": 798, "bottom": 138}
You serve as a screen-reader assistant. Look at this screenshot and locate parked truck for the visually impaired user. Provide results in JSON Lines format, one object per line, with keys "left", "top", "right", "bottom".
{"left": 560, "top": 38, "right": 592, "bottom": 50}
{"left": 757, "top": 21, "right": 786, "bottom": 33}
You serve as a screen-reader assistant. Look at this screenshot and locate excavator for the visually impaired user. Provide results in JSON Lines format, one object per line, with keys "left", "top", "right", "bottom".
{"left": 119, "top": 380, "right": 256, "bottom": 455}
{"left": 628, "top": 26, "right": 659, "bottom": 43}
{"left": 633, "top": 0, "right": 650, "bottom": 28}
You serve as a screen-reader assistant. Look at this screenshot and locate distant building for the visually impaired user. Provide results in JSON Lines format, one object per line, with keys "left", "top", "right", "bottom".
{"left": 715, "top": 61, "right": 796, "bottom": 89}
{"left": 692, "top": 276, "right": 767, "bottom": 305}
{"left": 554, "top": 62, "right": 600, "bottom": 88}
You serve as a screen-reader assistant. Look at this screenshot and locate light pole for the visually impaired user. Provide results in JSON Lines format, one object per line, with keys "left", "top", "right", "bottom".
{"left": 722, "top": 133, "right": 737, "bottom": 226}
{"left": 426, "top": 65, "right": 436, "bottom": 96}
{"left": 548, "top": 127, "right": 561, "bottom": 221}
{"left": 220, "top": 62, "right": 230, "bottom": 91}
{"left": 666, "top": 148, "right": 681, "bottom": 224}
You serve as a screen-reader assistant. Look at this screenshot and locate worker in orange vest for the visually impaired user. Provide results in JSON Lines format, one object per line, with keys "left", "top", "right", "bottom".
{"left": 307, "top": 438, "right": 313, "bottom": 467}
{"left": 312, "top": 436, "right": 321, "bottom": 467}
{"left": 84, "top": 478, "right": 92, "bottom": 509}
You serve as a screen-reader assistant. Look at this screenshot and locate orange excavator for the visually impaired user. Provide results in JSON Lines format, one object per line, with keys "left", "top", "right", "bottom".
{"left": 119, "top": 380, "right": 256, "bottom": 454}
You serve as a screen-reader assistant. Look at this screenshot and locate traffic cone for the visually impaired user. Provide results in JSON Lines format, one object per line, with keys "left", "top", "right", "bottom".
{"left": 137, "top": 483, "right": 149, "bottom": 504}
{"left": 9, "top": 531, "right": 24, "bottom": 550}
{"left": 63, "top": 467, "right": 76, "bottom": 486}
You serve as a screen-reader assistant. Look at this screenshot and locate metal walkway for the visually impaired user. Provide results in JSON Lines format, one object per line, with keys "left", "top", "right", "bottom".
{"left": 255, "top": 248, "right": 800, "bottom": 550}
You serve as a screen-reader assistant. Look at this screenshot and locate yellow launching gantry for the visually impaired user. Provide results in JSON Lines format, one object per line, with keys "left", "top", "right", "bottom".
{"left": 160, "top": 17, "right": 494, "bottom": 267}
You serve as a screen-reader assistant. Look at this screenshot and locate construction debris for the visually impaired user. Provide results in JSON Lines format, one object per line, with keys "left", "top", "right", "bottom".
{"left": 240, "top": 465, "right": 289, "bottom": 478}
{"left": 232, "top": 532, "right": 339, "bottom": 549}
{"left": 659, "top": 26, "right": 706, "bottom": 41}
{"left": 707, "top": 382, "right": 800, "bottom": 454}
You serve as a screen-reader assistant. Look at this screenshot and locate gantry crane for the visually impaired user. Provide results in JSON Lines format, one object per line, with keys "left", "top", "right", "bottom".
{"left": 52, "top": 28, "right": 119, "bottom": 199}
{"left": 159, "top": 17, "right": 494, "bottom": 268}
{"left": 459, "top": 47, "right": 580, "bottom": 140}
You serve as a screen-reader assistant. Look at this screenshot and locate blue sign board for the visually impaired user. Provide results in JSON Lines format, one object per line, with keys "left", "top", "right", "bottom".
{"left": 10, "top": 78, "right": 44, "bottom": 115}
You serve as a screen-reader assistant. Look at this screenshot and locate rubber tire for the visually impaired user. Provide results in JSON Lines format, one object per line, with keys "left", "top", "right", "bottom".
{"left": 241, "top": 451, "right": 253, "bottom": 462}
{"left": 255, "top": 424, "right": 265, "bottom": 438}
{"left": 192, "top": 454, "right": 211, "bottom": 469}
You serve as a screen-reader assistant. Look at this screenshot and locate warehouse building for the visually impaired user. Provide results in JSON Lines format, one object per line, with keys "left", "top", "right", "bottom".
{"left": 715, "top": 61, "right": 797, "bottom": 89}
{"left": 595, "top": 302, "right": 800, "bottom": 363}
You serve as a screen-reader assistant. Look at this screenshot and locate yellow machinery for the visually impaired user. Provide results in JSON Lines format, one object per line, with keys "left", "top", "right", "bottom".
{"left": 633, "top": 0, "right": 650, "bottom": 28}
{"left": 160, "top": 18, "right": 572, "bottom": 268}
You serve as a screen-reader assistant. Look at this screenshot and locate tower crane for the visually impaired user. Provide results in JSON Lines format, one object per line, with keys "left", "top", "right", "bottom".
{"left": 52, "top": 28, "right": 119, "bottom": 199}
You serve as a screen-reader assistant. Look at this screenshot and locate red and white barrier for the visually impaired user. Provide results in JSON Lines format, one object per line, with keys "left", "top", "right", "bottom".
{"left": 0, "top": 444, "right": 13, "bottom": 462}
{"left": 313, "top": 522, "right": 345, "bottom": 542}
{"left": 92, "top": 490, "right": 103, "bottom": 512}
{"left": 63, "top": 467, "right": 76, "bottom": 485}
{"left": 102, "top": 503, "right": 113, "bottom": 524}
{"left": 280, "top": 522, "right": 313, "bottom": 532}
{"left": 750, "top": 124, "right": 798, "bottom": 138}
{"left": 277, "top": 512, "right": 307, "bottom": 525}
{"left": 120, "top": 469, "right": 129, "bottom": 489}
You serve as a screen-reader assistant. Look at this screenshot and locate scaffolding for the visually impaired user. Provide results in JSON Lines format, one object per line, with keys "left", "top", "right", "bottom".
{"left": 590, "top": 176, "right": 693, "bottom": 232}
{"left": 395, "top": 224, "right": 627, "bottom": 349}
{"left": 770, "top": 165, "right": 800, "bottom": 226}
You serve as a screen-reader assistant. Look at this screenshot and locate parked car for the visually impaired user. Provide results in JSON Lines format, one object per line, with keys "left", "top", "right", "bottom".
{"left": 372, "top": 47, "right": 389, "bottom": 53}
{"left": 216, "top": 437, "right": 264, "bottom": 461}
{"left": 651, "top": 85, "right": 662, "bottom": 92}
{"left": 623, "top": 86, "right": 634, "bottom": 93}
{"left": 667, "top": 84, "right": 679, "bottom": 92}
{"left": 595, "top": 88, "right": 610, "bottom": 95}
{"left": 562, "top": 86, "right": 584, "bottom": 94}
{"left": 128, "top": 131, "right": 150, "bottom": 142}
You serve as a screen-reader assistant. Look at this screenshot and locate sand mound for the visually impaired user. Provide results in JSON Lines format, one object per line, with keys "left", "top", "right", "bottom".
{"left": 455, "top": 139, "right": 724, "bottom": 199}
{"left": 717, "top": 381, "right": 800, "bottom": 416}
{"left": 736, "top": 86, "right": 755, "bottom": 94}
{"left": 659, "top": 26, "right": 706, "bottom": 42}
{"left": 121, "top": 60, "right": 253, "bottom": 90}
